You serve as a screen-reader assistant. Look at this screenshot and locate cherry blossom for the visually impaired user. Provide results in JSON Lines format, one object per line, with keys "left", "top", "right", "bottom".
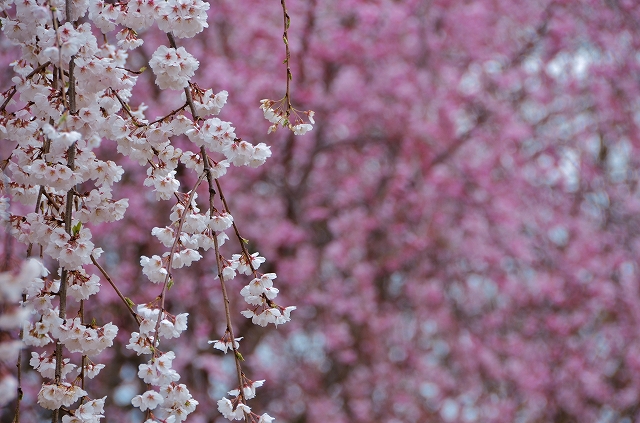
{"left": 37, "top": 382, "right": 87, "bottom": 410}
{"left": 217, "top": 397, "right": 251, "bottom": 421}
{"left": 149, "top": 45, "right": 199, "bottom": 90}
{"left": 132, "top": 390, "right": 164, "bottom": 412}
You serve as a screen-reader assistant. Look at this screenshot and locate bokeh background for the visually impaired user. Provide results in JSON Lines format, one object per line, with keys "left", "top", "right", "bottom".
{"left": 5, "top": 0, "right": 640, "bottom": 422}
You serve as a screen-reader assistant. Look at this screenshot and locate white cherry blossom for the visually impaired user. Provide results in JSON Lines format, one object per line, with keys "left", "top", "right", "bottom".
{"left": 132, "top": 390, "right": 164, "bottom": 411}
{"left": 149, "top": 45, "right": 199, "bottom": 90}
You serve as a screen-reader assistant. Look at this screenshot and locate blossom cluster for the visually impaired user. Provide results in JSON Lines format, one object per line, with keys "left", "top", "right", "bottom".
{"left": 30, "top": 352, "right": 104, "bottom": 380}
{"left": 37, "top": 382, "right": 87, "bottom": 410}
{"left": 0, "top": 0, "right": 309, "bottom": 420}
{"left": 88, "top": 0, "right": 209, "bottom": 37}
{"left": 124, "top": 304, "right": 198, "bottom": 422}
{"left": 216, "top": 378, "right": 275, "bottom": 422}
{"left": 149, "top": 45, "right": 199, "bottom": 90}
{"left": 127, "top": 305, "right": 188, "bottom": 355}
{"left": 239, "top": 273, "right": 296, "bottom": 327}
{"left": 185, "top": 117, "right": 272, "bottom": 167}
{"left": 140, "top": 197, "right": 226, "bottom": 282}
{"left": 182, "top": 86, "right": 228, "bottom": 117}
{"left": 0, "top": 260, "right": 47, "bottom": 407}
{"left": 132, "top": 357, "right": 198, "bottom": 422}
{"left": 259, "top": 98, "right": 315, "bottom": 135}
{"left": 20, "top": 273, "right": 117, "bottom": 414}
{"left": 209, "top": 261, "right": 293, "bottom": 422}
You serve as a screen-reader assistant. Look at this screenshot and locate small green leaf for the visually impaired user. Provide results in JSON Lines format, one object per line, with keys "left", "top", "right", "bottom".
{"left": 168, "top": 279, "right": 174, "bottom": 290}
{"left": 235, "top": 351, "right": 245, "bottom": 361}
{"left": 72, "top": 221, "right": 82, "bottom": 236}
{"left": 125, "top": 297, "right": 135, "bottom": 308}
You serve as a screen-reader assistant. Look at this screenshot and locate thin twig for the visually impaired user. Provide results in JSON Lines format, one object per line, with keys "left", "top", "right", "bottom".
{"left": 213, "top": 228, "right": 250, "bottom": 423}
{"left": 90, "top": 255, "right": 140, "bottom": 323}
{"left": 280, "top": 0, "right": 293, "bottom": 115}
{"left": 215, "top": 179, "right": 258, "bottom": 276}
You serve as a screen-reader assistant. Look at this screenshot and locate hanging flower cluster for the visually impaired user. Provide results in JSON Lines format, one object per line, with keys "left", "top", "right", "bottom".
{"left": 0, "top": 260, "right": 47, "bottom": 408}
{"left": 260, "top": 98, "right": 315, "bottom": 135}
{"left": 0, "top": 0, "right": 311, "bottom": 421}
